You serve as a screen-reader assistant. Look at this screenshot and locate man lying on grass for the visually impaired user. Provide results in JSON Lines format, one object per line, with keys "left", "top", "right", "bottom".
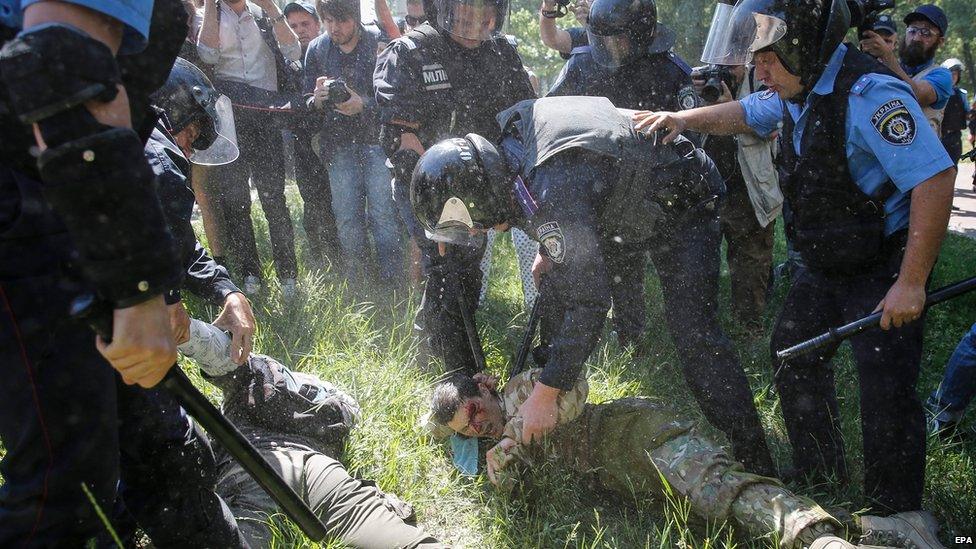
{"left": 178, "top": 319, "right": 445, "bottom": 549}
{"left": 426, "top": 370, "right": 947, "bottom": 549}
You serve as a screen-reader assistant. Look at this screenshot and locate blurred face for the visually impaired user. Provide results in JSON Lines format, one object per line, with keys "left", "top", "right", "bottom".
{"left": 951, "top": 69, "right": 961, "bottom": 86}
{"left": 173, "top": 121, "right": 202, "bottom": 158}
{"left": 323, "top": 14, "right": 360, "bottom": 47}
{"left": 446, "top": 3, "right": 496, "bottom": 48}
{"left": 752, "top": 50, "right": 803, "bottom": 100}
{"left": 287, "top": 10, "right": 322, "bottom": 48}
{"left": 404, "top": 2, "right": 426, "bottom": 30}
{"left": 900, "top": 19, "right": 943, "bottom": 67}
{"left": 447, "top": 391, "right": 506, "bottom": 439}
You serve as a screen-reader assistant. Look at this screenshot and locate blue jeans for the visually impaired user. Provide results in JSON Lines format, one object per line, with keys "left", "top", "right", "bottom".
{"left": 929, "top": 321, "right": 976, "bottom": 423}
{"left": 327, "top": 144, "right": 403, "bottom": 284}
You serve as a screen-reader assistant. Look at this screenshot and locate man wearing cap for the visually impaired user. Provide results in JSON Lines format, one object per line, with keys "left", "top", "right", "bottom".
{"left": 861, "top": 13, "right": 897, "bottom": 58}
{"left": 860, "top": 4, "right": 954, "bottom": 134}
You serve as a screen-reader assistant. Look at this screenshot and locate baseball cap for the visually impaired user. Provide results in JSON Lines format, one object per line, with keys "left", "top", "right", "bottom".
{"left": 904, "top": 4, "right": 947, "bottom": 36}
{"left": 870, "top": 14, "right": 897, "bottom": 35}
{"left": 283, "top": 1, "right": 319, "bottom": 20}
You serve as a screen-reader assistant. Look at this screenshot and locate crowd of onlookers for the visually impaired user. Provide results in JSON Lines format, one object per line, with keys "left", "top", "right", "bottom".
{"left": 177, "top": 0, "right": 975, "bottom": 434}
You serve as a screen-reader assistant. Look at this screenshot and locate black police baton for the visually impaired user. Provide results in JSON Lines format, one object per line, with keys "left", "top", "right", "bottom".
{"left": 776, "top": 276, "right": 976, "bottom": 361}
{"left": 70, "top": 294, "right": 329, "bottom": 542}
{"left": 511, "top": 279, "right": 545, "bottom": 378}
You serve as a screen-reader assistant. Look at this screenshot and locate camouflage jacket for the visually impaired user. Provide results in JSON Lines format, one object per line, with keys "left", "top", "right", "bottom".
{"left": 488, "top": 368, "right": 588, "bottom": 492}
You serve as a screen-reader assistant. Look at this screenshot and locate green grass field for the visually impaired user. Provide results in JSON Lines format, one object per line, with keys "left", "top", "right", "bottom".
{"left": 184, "top": 189, "right": 976, "bottom": 548}
{"left": 2, "top": 186, "right": 974, "bottom": 547}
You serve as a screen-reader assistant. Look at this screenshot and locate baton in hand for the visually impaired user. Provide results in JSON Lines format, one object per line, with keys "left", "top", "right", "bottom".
{"left": 71, "top": 294, "right": 329, "bottom": 542}
{"left": 776, "top": 276, "right": 976, "bottom": 361}
{"left": 511, "top": 281, "right": 544, "bottom": 378}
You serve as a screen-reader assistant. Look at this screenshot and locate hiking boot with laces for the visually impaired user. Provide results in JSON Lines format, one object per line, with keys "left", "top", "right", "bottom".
{"left": 859, "top": 511, "right": 946, "bottom": 549}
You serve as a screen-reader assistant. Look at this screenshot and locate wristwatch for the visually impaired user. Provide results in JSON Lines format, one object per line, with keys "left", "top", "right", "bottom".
{"left": 271, "top": 14, "right": 285, "bottom": 23}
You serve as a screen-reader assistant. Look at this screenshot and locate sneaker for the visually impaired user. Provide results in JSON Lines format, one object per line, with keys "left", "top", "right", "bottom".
{"left": 243, "top": 275, "right": 261, "bottom": 295}
{"left": 808, "top": 536, "right": 858, "bottom": 549}
{"left": 859, "top": 510, "right": 946, "bottom": 549}
{"left": 280, "top": 277, "right": 297, "bottom": 299}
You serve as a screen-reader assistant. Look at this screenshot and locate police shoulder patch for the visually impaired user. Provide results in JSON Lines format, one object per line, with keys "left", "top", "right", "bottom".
{"left": 677, "top": 86, "right": 700, "bottom": 110}
{"left": 871, "top": 99, "right": 916, "bottom": 146}
{"left": 537, "top": 221, "right": 566, "bottom": 264}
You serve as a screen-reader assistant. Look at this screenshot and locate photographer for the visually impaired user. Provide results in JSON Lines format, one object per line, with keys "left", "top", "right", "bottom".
{"left": 197, "top": 0, "right": 302, "bottom": 297}
{"left": 305, "top": 0, "right": 403, "bottom": 289}
{"left": 692, "top": 63, "right": 780, "bottom": 334}
{"left": 860, "top": 4, "right": 953, "bottom": 134}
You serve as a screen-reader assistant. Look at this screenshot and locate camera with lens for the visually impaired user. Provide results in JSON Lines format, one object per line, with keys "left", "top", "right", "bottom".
{"left": 692, "top": 65, "right": 737, "bottom": 103}
{"left": 325, "top": 79, "right": 351, "bottom": 108}
{"left": 846, "top": 0, "right": 896, "bottom": 35}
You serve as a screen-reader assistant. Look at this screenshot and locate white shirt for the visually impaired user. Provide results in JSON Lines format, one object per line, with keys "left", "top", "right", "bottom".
{"left": 197, "top": 2, "right": 300, "bottom": 92}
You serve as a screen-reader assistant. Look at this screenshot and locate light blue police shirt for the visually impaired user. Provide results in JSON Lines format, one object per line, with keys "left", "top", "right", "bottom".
{"left": 1, "top": 0, "right": 152, "bottom": 54}
{"left": 740, "top": 43, "right": 954, "bottom": 236}
{"left": 901, "top": 60, "right": 954, "bottom": 110}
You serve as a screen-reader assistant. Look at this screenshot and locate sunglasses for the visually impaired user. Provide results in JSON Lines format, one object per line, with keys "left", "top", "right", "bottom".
{"left": 405, "top": 15, "right": 427, "bottom": 26}
{"left": 906, "top": 26, "right": 938, "bottom": 38}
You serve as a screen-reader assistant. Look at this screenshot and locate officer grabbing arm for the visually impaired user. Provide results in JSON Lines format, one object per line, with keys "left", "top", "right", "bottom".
{"left": 374, "top": 0, "right": 535, "bottom": 377}
{"left": 409, "top": 97, "right": 758, "bottom": 456}
{"left": 0, "top": 1, "right": 184, "bottom": 387}
{"left": 634, "top": 0, "right": 954, "bottom": 513}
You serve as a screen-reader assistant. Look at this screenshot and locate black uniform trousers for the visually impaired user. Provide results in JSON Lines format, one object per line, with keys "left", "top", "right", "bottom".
{"left": 0, "top": 168, "right": 244, "bottom": 547}
{"left": 209, "top": 111, "right": 297, "bottom": 280}
{"left": 291, "top": 129, "right": 340, "bottom": 267}
{"left": 770, "top": 233, "right": 925, "bottom": 512}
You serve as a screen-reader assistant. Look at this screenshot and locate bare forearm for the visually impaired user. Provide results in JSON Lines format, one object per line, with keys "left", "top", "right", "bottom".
{"left": 197, "top": 0, "right": 219, "bottom": 50}
{"left": 680, "top": 101, "right": 751, "bottom": 136}
{"left": 900, "top": 169, "right": 955, "bottom": 284}
{"left": 539, "top": 14, "right": 570, "bottom": 53}
{"left": 375, "top": 0, "right": 401, "bottom": 40}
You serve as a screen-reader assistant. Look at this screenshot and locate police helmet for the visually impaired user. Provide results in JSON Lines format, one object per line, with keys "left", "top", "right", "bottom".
{"left": 410, "top": 134, "right": 514, "bottom": 248}
{"left": 701, "top": 0, "right": 850, "bottom": 86}
{"left": 586, "top": 0, "right": 662, "bottom": 69}
{"left": 942, "top": 58, "right": 964, "bottom": 73}
{"left": 427, "top": 0, "right": 508, "bottom": 42}
{"left": 151, "top": 58, "right": 239, "bottom": 165}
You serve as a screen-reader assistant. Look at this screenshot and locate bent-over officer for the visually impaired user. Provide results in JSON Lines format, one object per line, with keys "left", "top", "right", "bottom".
{"left": 634, "top": 0, "right": 955, "bottom": 514}
{"left": 409, "top": 95, "right": 773, "bottom": 475}
{"left": 374, "top": 0, "right": 535, "bottom": 376}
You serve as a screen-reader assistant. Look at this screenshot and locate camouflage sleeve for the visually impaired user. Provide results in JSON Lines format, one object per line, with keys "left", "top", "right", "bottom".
{"left": 500, "top": 369, "right": 589, "bottom": 445}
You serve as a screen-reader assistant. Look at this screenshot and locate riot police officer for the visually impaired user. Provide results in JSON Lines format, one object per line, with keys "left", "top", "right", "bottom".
{"left": 0, "top": 3, "right": 245, "bottom": 545}
{"left": 374, "top": 0, "right": 535, "bottom": 377}
{"left": 549, "top": 0, "right": 774, "bottom": 473}
{"left": 635, "top": 0, "right": 955, "bottom": 513}
{"left": 410, "top": 96, "right": 773, "bottom": 475}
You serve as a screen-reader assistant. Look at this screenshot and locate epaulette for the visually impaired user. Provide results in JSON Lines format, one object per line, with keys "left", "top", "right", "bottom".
{"left": 504, "top": 34, "right": 519, "bottom": 48}
{"left": 569, "top": 45, "right": 590, "bottom": 56}
{"left": 851, "top": 74, "right": 876, "bottom": 96}
{"left": 667, "top": 51, "right": 694, "bottom": 75}
{"left": 398, "top": 36, "right": 418, "bottom": 50}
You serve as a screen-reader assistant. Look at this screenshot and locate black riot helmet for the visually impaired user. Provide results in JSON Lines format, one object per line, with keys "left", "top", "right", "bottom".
{"left": 151, "top": 57, "right": 239, "bottom": 165}
{"left": 410, "top": 134, "right": 514, "bottom": 247}
{"left": 701, "top": 0, "right": 850, "bottom": 87}
{"left": 586, "top": 0, "right": 665, "bottom": 69}
{"left": 426, "top": 0, "right": 509, "bottom": 42}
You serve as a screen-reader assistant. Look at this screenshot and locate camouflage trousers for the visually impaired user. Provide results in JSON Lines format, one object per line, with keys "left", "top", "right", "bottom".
{"left": 548, "top": 397, "right": 841, "bottom": 549}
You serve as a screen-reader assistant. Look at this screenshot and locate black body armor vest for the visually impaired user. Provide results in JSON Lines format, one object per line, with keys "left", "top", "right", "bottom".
{"left": 779, "top": 46, "right": 898, "bottom": 272}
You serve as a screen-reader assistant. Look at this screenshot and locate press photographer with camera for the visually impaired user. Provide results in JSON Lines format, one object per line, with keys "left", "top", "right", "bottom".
{"left": 859, "top": 4, "right": 954, "bottom": 134}
{"left": 691, "top": 61, "right": 781, "bottom": 334}
{"left": 304, "top": 0, "right": 404, "bottom": 290}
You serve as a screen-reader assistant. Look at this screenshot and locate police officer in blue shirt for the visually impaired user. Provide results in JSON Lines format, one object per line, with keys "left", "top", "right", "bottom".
{"left": 0, "top": 2, "right": 247, "bottom": 545}
{"left": 633, "top": 0, "right": 955, "bottom": 514}
{"left": 859, "top": 4, "right": 954, "bottom": 135}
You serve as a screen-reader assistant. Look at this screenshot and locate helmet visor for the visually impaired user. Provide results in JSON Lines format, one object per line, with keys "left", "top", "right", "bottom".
{"left": 189, "top": 94, "right": 239, "bottom": 166}
{"left": 587, "top": 29, "right": 634, "bottom": 69}
{"left": 437, "top": 0, "right": 505, "bottom": 41}
{"left": 700, "top": 0, "right": 787, "bottom": 65}
{"left": 423, "top": 196, "right": 487, "bottom": 247}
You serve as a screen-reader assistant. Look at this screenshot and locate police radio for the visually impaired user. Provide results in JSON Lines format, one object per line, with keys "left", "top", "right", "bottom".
{"left": 846, "top": 0, "right": 896, "bottom": 35}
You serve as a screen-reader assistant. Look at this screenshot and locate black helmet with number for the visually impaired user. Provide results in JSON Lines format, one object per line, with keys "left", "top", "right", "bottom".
{"left": 701, "top": 0, "right": 850, "bottom": 86}
{"left": 586, "top": 0, "right": 673, "bottom": 69}
{"left": 151, "top": 57, "right": 239, "bottom": 165}
{"left": 410, "top": 134, "right": 514, "bottom": 247}
{"left": 425, "top": 0, "right": 508, "bottom": 42}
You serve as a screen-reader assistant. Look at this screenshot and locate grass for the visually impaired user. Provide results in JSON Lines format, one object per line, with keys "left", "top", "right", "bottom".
{"left": 3, "top": 184, "right": 975, "bottom": 547}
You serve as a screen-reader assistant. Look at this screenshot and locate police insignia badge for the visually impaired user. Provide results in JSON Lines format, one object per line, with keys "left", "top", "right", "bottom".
{"left": 537, "top": 221, "right": 565, "bottom": 264}
{"left": 677, "top": 86, "right": 699, "bottom": 110}
{"left": 421, "top": 63, "right": 451, "bottom": 91}
{"left": 871, "top": 99, "right": 916, "bottom": 145}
